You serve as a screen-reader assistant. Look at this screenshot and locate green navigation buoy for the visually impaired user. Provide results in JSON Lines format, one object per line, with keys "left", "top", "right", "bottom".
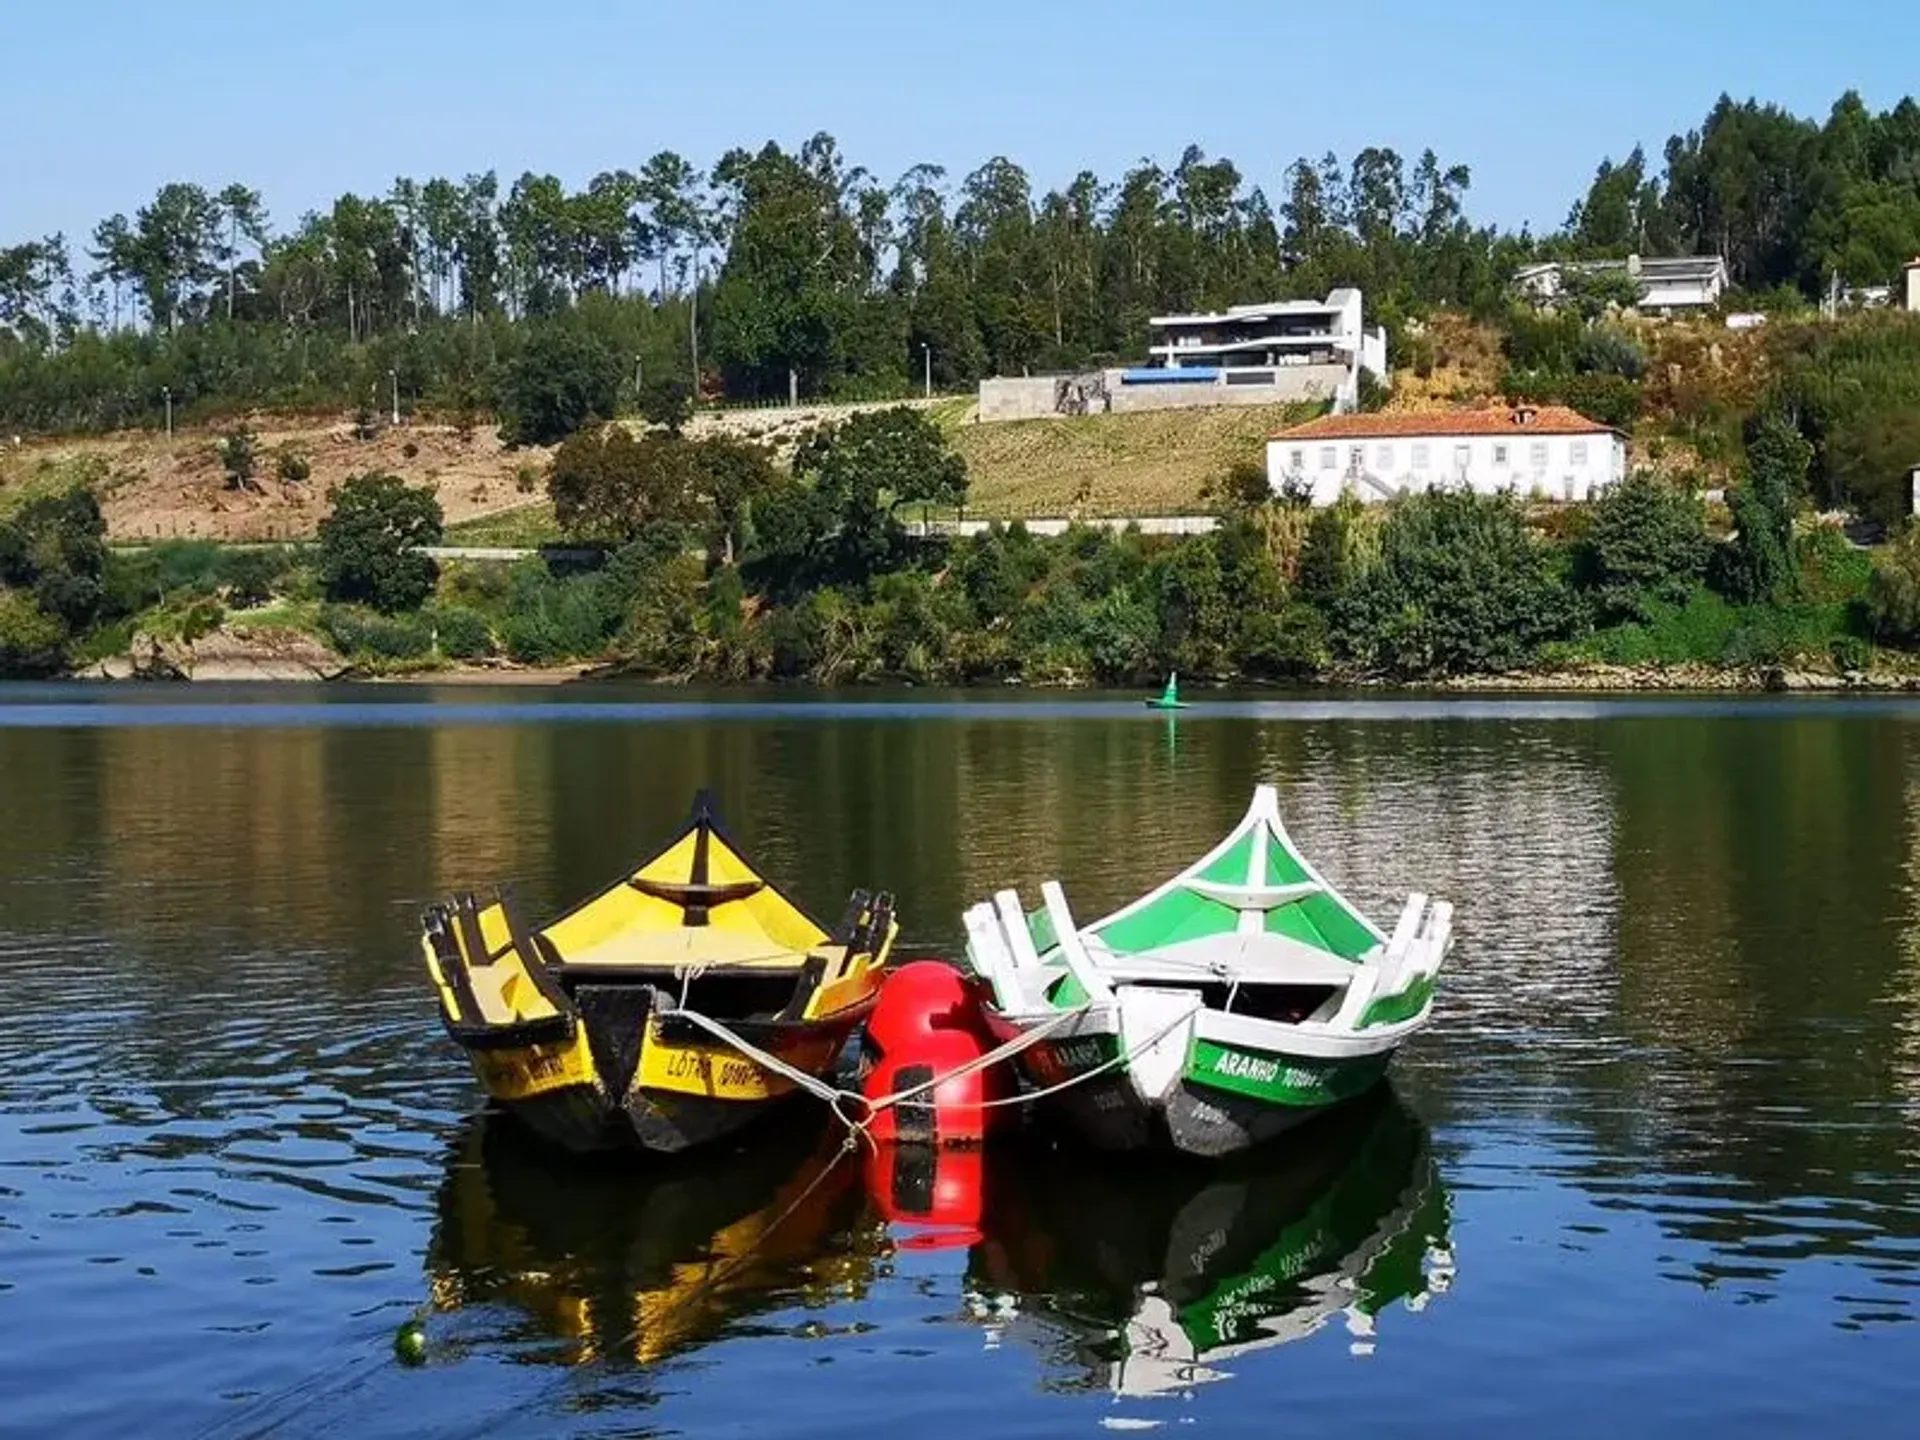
{"left": 393, "top": 1318, "right": 427, "bottom": 1367}
{"left": 1145, "top": 672, "right": 1188, "bottom": 710}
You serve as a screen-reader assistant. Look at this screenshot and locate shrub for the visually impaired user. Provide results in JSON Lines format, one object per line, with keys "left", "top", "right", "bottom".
{"left": 0, "top": 591, "right": 67, "bottom": 676}
{"left": 276, "top": 447, "right": 311, "bottom": 484}
{"left": 402, "top": 441, "right": 420, "bottom": 460}
{"left": 319, "top": 605, "right": 433, "bottom": 660}
{"left": 218, "top": 547, "right": 290, "bottom": 609}
{"left": 218, "top": 428, "right": 257, "bottom": 490}
{"left": 426, "top": 605, "right": 494, "bottom": 659}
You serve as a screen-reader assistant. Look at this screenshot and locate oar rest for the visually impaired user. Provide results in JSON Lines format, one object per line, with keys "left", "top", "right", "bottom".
{"left": 1179, "top": 878, "right": 1324, "bottom": 911}
{"left": 627, "top": 875, "right": 764, "bottom": 926}
{"left": 829, "top": 888, "right": 895, "bottom": 959}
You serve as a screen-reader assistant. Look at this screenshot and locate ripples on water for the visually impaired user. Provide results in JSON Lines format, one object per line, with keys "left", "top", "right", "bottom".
{"left": 3, "top": 687, "right": 1920, "bottom": 1436}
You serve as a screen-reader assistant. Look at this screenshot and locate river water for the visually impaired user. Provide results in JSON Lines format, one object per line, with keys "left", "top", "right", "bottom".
{"left": 2, "top": 684, "right": 1918, "bottom": 1437}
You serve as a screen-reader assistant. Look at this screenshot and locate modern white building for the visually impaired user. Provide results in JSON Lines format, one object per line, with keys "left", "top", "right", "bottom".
{"left": 1906, "top": 257, "right": 1920, "bottom": 312}
{"left": 1142, "top": 288, "right": 1388, "bottom": 408}
{"left": 978, "top": 289, "right": 1387, "bottom": 421}
{"left": 1267, "top": 404, "right": 1629, "bottom": 506}
{"left": 1513, "top": 255, "right": 1730, "bottom": 312}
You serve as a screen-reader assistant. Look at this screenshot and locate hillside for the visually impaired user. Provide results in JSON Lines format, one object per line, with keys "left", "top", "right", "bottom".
{"left": 948, "top": 401, "right": 1315, "bottom": 518}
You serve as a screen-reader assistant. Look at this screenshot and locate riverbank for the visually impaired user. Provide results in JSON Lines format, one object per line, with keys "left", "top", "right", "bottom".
{"left": 61, "top": 647, "right": 1916, "bottom": 694}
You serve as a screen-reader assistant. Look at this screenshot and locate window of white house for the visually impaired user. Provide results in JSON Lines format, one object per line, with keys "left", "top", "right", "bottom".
{"left": 1493, "top": 443, "right": 1509, "bottom": 466}
{"left": 1319, "top": 447, "right": 1337, "bottom": 470}
{"left": 1374, "top": 444, "right": 1393, "bottom": 470}
{"left": 1453, "top": 444, "right": 1471, "bottom": 471}
{"left": 1348, "top": 446, "right": 1365, "bottom": 470}
{"left": 1570, "top": 439, "right": 1589, "bottom": 465}
{"left": 1412, "top": 443, "right": 1430, "bottom": 469}
{"left": 1529, "top": 441, "right": 1549, "bottom": 471}
{"left": 1290, "top": 449, "right": 1304, "bottom": 470}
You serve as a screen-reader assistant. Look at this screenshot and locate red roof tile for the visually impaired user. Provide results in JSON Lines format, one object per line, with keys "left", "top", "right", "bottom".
{"left": 1272, "top": 405, "right": 1619, "bottom": 441}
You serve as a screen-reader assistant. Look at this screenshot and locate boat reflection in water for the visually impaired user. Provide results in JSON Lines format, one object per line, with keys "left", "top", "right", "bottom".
{"left": 425, "top": 1111, "right": 879, "bottom": 1368}
{"left": 965, "top": 1090, "right": 1452, "bottom": 1399}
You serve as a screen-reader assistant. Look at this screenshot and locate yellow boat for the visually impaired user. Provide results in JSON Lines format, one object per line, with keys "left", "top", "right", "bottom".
{"left": 421, "top": 791, "right": 895, "bottom": 1155}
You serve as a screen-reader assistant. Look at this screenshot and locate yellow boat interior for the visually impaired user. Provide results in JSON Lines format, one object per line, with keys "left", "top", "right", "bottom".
{"left": 421, "top": 790, "right": 895, "bottom": 1087}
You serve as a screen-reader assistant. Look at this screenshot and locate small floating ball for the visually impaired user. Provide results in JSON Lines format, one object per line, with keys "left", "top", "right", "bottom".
{"left": 393, "top": 1321, "right": 427, "bottom": 1367}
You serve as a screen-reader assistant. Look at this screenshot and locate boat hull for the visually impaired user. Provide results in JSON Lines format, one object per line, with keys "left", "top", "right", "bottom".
{"left": 460, "top": 1010, "right": 866, "bottom": 1157}
{"left": 986, "top": 1006, "right": 1401, "bottom": 1158}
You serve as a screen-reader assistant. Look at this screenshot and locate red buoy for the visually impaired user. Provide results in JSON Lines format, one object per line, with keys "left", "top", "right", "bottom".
{"left": 862, "top": 961, "right": 1010, "bottom": 1146}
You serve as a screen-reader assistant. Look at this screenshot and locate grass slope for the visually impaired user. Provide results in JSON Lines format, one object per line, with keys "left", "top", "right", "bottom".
{"left": 948, "top": 401, "right": 1316, "bottom": 518}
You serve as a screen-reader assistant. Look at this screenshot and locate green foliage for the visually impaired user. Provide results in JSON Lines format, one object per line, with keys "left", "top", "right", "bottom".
{"left": 425, "top": 604, "right": 494, "bottom": 659}
{"left": 1333, "top": 491, "right": 1577, "bottom": 676}
{"left": 0, "top": 486, "right": 107, "bottom": 640}
{"left": 1578, "top": 471, "right": 1709, "bottom": 622}
{"left": 319, "top": 605, "right": 433, "bottom": 661}
{"left": 276, "top": 446, "right": 312, "bottom": 484}
{"left": 1298, "top": 494, "right": 1370, "bottom": 606}
{"left": 498, "top": 322, "right": 621, "bottom": 446}
{"left": 1868, "top": 525, "right": 1920, "bottom": 643}
{"left": 217, "top": 546, "right": 290, "bottom": 608}
{"left": 0, "top": 590, "right": 67, "bottom": 675}
{"left": 1765, "top": 314, "right": 1920, "bottom": 526}
{"left": 547, "top": 425, "right": 693, "bottom": 543}
{"left": 316, "top": 472, "right": 444, "bottom": 612}
{"left": 1716, "top": 413, "right": 1808, "bottom": 604}
{"left": 1203, "top": 458, "right": 1273, "bottom": 515}
{"left": 639, "top": 377, "right": 694, "bottom": 434}
{"left": 218, "top": 427, "right": 256, "bottom": 490}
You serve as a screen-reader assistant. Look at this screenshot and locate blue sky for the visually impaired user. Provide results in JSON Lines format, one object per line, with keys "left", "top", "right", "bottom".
{"left": 2, "top": 0, "right": 1910, "bottom": 246}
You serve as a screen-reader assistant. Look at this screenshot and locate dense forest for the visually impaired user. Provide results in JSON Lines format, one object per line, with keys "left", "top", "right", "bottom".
{"left": 5, "top": 89, "right": 1920, "bottom": 431}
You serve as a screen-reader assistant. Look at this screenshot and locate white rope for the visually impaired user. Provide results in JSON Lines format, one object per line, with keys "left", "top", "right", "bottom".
{"left": 664, "top": 993, "right": 1201, "bottom": 1135}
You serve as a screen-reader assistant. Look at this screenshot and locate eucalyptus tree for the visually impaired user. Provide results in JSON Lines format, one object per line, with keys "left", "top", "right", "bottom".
{"left": 215, "top": 184, "right": 268, "bottom": 322}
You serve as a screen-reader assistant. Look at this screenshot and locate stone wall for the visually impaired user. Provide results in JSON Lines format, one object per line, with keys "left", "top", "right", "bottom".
{"left": 978, "top": 365, "right": 1350, "bottom": 422}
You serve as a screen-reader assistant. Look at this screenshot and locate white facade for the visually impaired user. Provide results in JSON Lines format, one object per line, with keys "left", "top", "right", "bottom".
{"left": 1906, "top": 259, "right": 1920, "bottom": 313}
{"left": 1514, "top": 255, "right": 1730, "bottom": 312}
{"left": 1144, "top": 289, "right": 1387, "bottom": 411}
{"left": 1266, "top": 423, "right": 1629, "bottom": 507}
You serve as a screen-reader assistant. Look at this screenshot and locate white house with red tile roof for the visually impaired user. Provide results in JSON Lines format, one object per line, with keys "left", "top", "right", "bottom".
{"left": 1267, "top": 404, "right": 1629, "bottom": 506}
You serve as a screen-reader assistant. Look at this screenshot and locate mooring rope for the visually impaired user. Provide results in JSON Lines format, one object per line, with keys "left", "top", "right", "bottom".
{"left": 667, "top": 995, "right": 1199, "bottom": 1145}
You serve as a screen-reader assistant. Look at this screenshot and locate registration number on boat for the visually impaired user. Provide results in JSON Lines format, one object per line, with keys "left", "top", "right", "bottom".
{"left": 664, "top": 1049, "right": 761, "bottom": 1089}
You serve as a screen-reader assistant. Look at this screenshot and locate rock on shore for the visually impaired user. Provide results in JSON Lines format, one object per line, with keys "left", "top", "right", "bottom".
{"left": 83, "top": 626, "right": 351, "bottom": 682}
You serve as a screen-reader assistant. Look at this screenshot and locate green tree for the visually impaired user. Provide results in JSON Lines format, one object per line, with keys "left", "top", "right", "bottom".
{"left": 548, "top": 425, "right": 696, "bottom": 543}
{"left": 317, "top": 473, "right": 444, "bottom": 613}
{"left": 1579, "top": 471, "right": 1709, "bottom": 622}
{"left": 1334, "top": 491, "right": 1575, "bottom": 676}
{"left": 1868, "top": 524, "right": 1920, "bottom": 642}
{"left": 0, "top": 486, "right": 107, "bottom": 634}
{"left": 498, "top": 322, "right": 621, "bottom": 446}
{"left": 1717, "top": 413, "right": 1808, "bottom": 604}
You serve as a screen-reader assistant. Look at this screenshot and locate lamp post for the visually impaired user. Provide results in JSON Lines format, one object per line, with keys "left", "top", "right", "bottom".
{"left": 389, "top": 369, "right": 400, "bottom": 426}
{"left": 162, "top": 386, "right": 172, "bottom": 438}
{"left": 634, "top": 356, "right": 643, "bottom": 403}
{"left": 921, "top": 343, "right": 931, "bottom": 400}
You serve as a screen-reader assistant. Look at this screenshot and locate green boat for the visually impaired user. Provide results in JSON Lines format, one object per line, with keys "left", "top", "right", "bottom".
{"left": 961, "top": 785, "right": 1452, "bottom": 1156}
{"left": 967, "top": 1092, "right": 1453, "bottom": 1400}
